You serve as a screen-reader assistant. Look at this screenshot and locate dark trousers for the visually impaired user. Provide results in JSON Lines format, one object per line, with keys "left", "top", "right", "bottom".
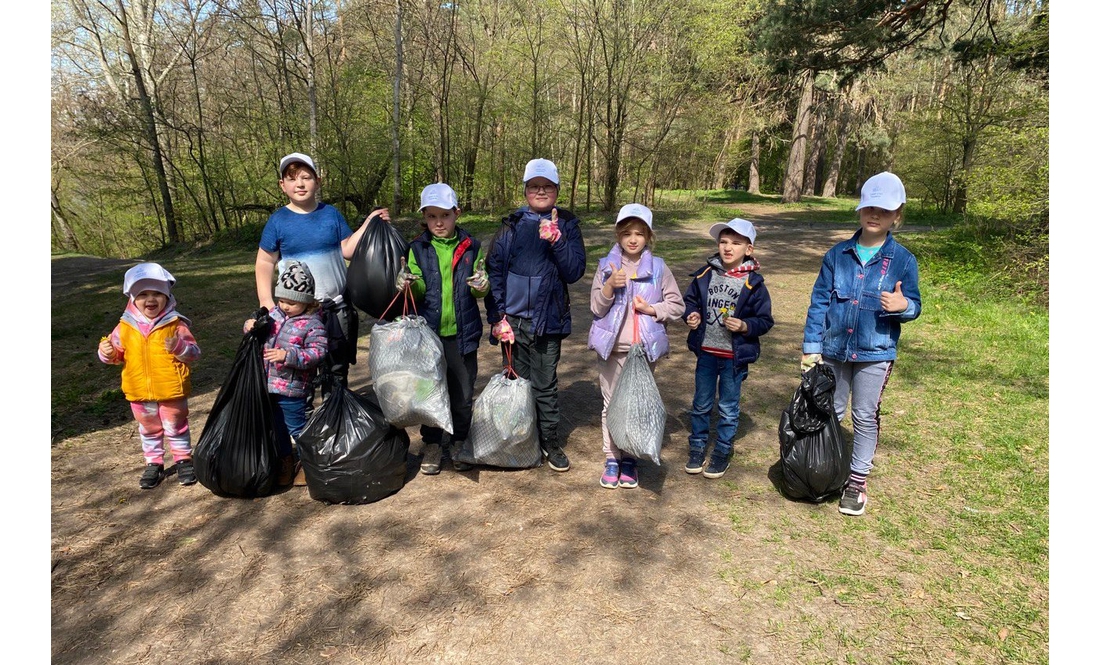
{"left": 421, "top": 336, "right": 478, "bottom": 445}
{"left": 308, "top": 299, "right": 359, "bottom": 413}
{"left": 505, "top": 316, "right": 563, "bottom": 450}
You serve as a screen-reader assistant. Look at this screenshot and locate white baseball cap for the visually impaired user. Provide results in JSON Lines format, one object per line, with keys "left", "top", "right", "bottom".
{"left": 615, "top": 203, "right": 653, "bottom": 229}
{"left": 523, "top": 158, "right": 559, "bottom": 185}
{"left": 123, "top": 262, "right": 176, "bottom": 298}
{"left": 278, "top": 152, "right": 317, "bottom": 177}
{"left": 708, "top": 218, "right": 757, "bottom": 245}
{"left": 418, "top": 183, "right": 460, "bottom": 211}
{"left": 855, "top": 171, "right": 906, "bottom": 211}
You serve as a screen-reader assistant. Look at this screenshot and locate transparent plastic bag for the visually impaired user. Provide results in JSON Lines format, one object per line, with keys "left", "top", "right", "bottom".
{"left": 368, "top": 315, "right": 453, "bottom": 432}
{"left": 606, "top": 343, "right": 666, "bottom": 464}
{"left": 454, "top": 370, "right": 540, "bottom": 468}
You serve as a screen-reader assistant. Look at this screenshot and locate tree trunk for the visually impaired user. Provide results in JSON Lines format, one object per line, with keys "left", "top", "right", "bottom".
{"left": 782, "top": 71, "right": 816, "bottom": 203}
{"left": 952, "top": 136, "right": 976, "bottom": 213}
{"left": 821, "top": 100, "right": 852, "bottom": 198}
{"left": 118, "top": 1, "right": 177, "bottom": 243}
{"left": 51, "top": 189, "right": 81, "bottom": 252}
{"left": 391, "top": 0, "right": 403, "bottom": 214}
{"left": 748, "top": 132, "right": 761, "bottom": 195}
{"left": 803, "top": 111, "right": 826, "bottom": 197}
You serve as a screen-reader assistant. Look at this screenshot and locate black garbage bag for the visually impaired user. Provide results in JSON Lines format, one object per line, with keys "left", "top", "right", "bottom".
{"left": 777, "top": 363, "right": 850, "bottom": 502}
{"left": 296, "top": 381, "right": 410, "bottom": 504}
{"left": 345, "top": 214, "right": 408, "bottom": 320}
{"left": 193, "top": 309, "right": 280, "bottom": 498}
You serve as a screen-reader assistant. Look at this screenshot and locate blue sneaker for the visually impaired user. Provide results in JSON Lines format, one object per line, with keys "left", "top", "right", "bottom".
{"left": 618, "top": 457, "right": 638, "bottom": 489}
{"left": 600, "top": 459, "right": 620, "bottom": 488}
{"left": 703, "top": 453, "right": 731, "bottom": 479}
{"left": 685, "top": 450, "right": 706, "bottom": 474}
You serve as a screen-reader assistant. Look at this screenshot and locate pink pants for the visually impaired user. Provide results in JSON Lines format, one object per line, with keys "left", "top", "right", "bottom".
{"left": 598, "top": 343, "right": 656, "bottom": 460}
{"left": 130, "top": 398, "right": 192, "bottom": 465}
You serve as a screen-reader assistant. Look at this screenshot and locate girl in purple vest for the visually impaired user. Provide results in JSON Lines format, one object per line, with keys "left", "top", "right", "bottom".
{"left": 588, "top": 204, "right": 684, "bottom": 489}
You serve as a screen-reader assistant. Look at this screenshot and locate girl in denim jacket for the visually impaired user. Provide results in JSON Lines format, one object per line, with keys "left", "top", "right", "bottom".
{"left": 245, "top": 260, "right": 328, "bottom": 486}
{"left": 802, "top": 172, "right": 922, "bottom": 517}
{"left": 588, "top": 204, "right": 684, "bottom": 489}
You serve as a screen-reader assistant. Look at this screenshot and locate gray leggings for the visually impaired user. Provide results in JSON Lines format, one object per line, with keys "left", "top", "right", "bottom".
{"left": 822, "top": 357, "right": 894, "bottom": 476}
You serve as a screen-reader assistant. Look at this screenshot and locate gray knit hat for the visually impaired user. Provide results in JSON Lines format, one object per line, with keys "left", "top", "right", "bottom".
{"left": 274, "top": 260, "right": 316, "bottom": 304}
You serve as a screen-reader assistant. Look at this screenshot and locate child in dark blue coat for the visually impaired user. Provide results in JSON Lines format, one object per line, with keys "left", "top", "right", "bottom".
{"left": 682, "top": 219, "right": 774, "bottom": 479}
{"left": 485, "top": 159, "right": 587, "bottom": 472}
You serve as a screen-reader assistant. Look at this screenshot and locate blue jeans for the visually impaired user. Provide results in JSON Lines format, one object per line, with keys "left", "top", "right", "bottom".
{"left": 270, "top": 394, "right": 308, "bottom": 459}
{"left": 689, "top": 354, "right": 748, "bottom": 458}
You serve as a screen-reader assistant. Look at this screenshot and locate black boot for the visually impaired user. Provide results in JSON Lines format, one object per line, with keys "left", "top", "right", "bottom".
{"left": 140, "top": 463, "right": 165, "bottom": 489}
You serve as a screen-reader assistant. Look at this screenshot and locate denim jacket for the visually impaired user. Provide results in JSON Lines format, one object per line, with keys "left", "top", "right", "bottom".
{"left": 802, "top": 229, "right": 921, "bottom": 363}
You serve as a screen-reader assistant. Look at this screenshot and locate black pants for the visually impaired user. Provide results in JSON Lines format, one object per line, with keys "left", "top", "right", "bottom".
{"left": 307, "top": 299, "right": 359, "bottom": 412}
{"left": 505, "top": 316, "right": 563, "bottom": 450}
{"left": 421, "top": 336, "right": 478, "bottom": 445}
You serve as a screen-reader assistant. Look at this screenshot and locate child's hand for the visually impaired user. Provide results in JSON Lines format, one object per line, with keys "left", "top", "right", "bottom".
{"left": 492, "top": 318, "right": 515, "bottom": 344}
{"left": 369, "top": 207, "right": 392, "bottom": 224}
{"left": 880, "top": 281, "right": 908, "bottom": 313}
{"left": 686, "top": 312, "right": 702, "bottom": 330}
{"left": 633, "top": 295, "right": 656, "bottom": 316}
{"left": 243, "top": 318, "right": 255, "bottom": 333}
{"left": 606, "top": 262, "right": 628, "bottom": 289}
{"left": 801, "top": 353, "right": 822, "bottom": 372}
{"left": 98, "top": 336, "right": 117, "bottom": 360}
{"left": 164, "top": 335, "right": 180, "bottom": 354}
{"left": 262, "top": 347, "right": 288, "bottom": 363}
{"left": 395, "top": 256, "right": 420, "bottom": 290}
{"left": 724, "top": 316, "right": 747, "bottom": 333}
{"left": 465, "top": 257, "right": 488, "bottom": 291}
{"left": 539, "top": 208, "right": 561, "bottom": 243}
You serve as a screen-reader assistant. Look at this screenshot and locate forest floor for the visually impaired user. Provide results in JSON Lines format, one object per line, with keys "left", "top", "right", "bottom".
{"left": 51, "top": 207, "right": 978, "bottom": 664}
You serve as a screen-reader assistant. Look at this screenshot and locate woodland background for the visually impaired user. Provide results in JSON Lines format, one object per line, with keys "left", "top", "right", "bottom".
{"left": 51, "top": 0, "right": 1048, "bottom": 266}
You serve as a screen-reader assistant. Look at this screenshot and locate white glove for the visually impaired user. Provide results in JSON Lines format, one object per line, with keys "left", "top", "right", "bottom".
{"left": 801, "top": 354, "right": 822, "bottom": 373}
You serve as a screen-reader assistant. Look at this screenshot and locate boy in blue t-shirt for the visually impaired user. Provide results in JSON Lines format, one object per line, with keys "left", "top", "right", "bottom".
{"left": 255, "top": 152, "right": 389, "bottom": 390}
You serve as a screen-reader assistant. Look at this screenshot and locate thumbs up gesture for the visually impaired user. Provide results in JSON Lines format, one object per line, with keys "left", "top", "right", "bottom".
{"left": 880, "top": 280, "right": 908, "bottom": 313}
{"left": 607, "top": 262, "right": 628, "bottom": 289}
{"left": 539, "top": 207, "right": 561, "bottom": 243}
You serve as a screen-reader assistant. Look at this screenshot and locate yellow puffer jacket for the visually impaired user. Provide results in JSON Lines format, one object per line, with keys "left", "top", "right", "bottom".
{"left": 118, "top": 318, "right": 191, "bottom": 402}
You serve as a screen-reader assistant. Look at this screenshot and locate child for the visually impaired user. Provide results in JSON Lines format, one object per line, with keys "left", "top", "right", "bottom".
{"left": 801, "top": 171, "right": 921, "bottom": 516}
{"left": 682, "top": 218, "right": 774, "bottom": 479}
{"left": 588, "top": 203, "right": 684, "bottom": 489}
{"left": 244, "top": 260, "right": 328, "bottom": 486}
{"left": 98, "top": 263, "right": 202, "bottom": 489}
{"left": 255, "top": 152, "right": 389, "bottom": 392}
{"left": 485, "top": 158, "right": 587, "bottom": 472}
{"left": 395, "top": 183, "right": 492, "bottom": 475}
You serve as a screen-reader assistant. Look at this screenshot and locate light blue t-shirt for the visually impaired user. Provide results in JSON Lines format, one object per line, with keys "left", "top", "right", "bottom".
{"left": 855, "top": 242, "right": 881, "bottom": 266}
{"left": 259, "top": 203, "right": 353, "bottom": 301}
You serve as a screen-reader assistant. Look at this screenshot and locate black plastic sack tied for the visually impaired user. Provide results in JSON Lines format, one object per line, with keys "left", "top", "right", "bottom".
{"left": 193, "top": 308, "right": 280, "bottom": 498}
{"left": 345, "top": 212, "right": 409, "bottom": 320}
{"left": 777, "top": 363, "right": 851, "bottom": 502}
{"left": 296, "top": 377, "right": 410, "bottom": 505}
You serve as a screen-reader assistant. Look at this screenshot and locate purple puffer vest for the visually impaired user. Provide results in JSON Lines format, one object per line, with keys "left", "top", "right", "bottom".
{"left": 587, "top": 245, "right": 670, "bottom": 362}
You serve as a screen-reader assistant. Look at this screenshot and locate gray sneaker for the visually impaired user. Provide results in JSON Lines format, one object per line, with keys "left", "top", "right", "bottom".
{"left": 838, "top": 483, "right": 867, "bottom": 516}
{"left": 420, "top": 443, "right": 443, "bottom": 475}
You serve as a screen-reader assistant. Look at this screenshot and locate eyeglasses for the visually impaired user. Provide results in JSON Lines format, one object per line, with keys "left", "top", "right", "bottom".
{"left": 525, "top": 184, "right": 557, "bottom": 193}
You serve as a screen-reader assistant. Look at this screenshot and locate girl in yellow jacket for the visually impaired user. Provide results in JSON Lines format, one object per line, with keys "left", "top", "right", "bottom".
{"left": 99, "top": 263, "right": 201, "bottom": 489}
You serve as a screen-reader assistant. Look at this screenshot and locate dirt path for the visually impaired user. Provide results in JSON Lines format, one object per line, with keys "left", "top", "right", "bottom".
{"left": 52, "top": 214, "right": 860, "bottom": 664}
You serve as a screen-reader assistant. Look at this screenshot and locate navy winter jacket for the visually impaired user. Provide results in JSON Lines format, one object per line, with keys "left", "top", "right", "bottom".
{"left": 485, "top": 206, "right": 586, "bottom": 339}
{"left": 682, "top": 256, "right": 774, "bottom": 366}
